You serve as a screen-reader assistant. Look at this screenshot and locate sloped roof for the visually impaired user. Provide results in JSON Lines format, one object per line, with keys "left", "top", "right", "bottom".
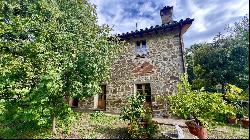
{"left": 117, "top": 18, "right": 194, "bottom": 39}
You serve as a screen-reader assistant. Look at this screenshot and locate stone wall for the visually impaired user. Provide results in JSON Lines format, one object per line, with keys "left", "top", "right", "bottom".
{"left": 79, "top": 97, "right": 94, "bottom": 110}
{"left": 79, "top": 30, "right": 185, "bottom": 117}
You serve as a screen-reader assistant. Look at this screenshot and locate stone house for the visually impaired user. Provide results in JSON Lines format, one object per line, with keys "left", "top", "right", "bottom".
{"left": 70, "top": 6, "right": 194, "bottom": 117}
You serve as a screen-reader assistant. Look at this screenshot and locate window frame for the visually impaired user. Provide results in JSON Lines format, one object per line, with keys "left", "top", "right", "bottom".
{"left": 136, "top": 83, "right": 152, "bottom": 102}
{"left": 135, "top": 40, "right": 148, "bottom": 58}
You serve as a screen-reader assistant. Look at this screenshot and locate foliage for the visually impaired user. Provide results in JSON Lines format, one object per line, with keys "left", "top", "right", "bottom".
{"left": 0, "top": 0, "right": 126, "bottom": 133}
{"left": 224, "top": 84, "right": 249, "bottom": 119}
{"left": 1, "top": 111, "right": 249, "bottom": 139}
{"left": 120, "top": 92, "right": 158, "bottom": 139}
{"left": 120, "top": 92, "right": 145, "bottom": 122}
{"left": 186, "top": 16, "right": 249, "bottom": 91}
{"left": 225, "top": 84, "right": 245, "bottom": 103}
{"left": 242, "top": 106, "right": 249, "bottom": 117}
{"left": 185, "top": 43, "right": 203, "bottom": 87}
{"left": 90, "top": 111, "right": 105, "bottom": 118}
{"left": 90, "top": 111, "right": 108, "bottom": 124}
{"left": 224, "top": 104, "right": 237, "bottom": 118}
{"left": 168, "top": 73, "right": 236, "bottom": 129}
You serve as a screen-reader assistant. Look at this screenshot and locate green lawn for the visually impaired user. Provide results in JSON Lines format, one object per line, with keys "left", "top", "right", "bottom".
{"left": 0, "top": 111, "right": 249, "bottom": 139}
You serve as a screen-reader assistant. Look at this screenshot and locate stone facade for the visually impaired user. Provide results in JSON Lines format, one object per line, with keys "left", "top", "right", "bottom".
{"left": 75, "top": 6, "right": 193, "bottom": 118}
{"left": 108, "top": 31, "right": 184, "bottom": 116}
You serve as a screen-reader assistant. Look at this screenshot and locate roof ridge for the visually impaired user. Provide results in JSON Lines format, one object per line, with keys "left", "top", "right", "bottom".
{"left": 117, "top": 18, "right": 194, "bottom": 37}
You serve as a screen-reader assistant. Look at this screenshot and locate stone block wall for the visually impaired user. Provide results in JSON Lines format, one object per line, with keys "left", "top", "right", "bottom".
{"left": 79, "top": 30, "right": 185, "bottom": 117}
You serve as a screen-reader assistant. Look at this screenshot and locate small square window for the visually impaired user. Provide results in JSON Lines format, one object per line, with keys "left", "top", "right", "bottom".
{"left": 136, "top": 83, "right": 151, "bottom": 102}
{"left": 135, "top": 40, "right": 148, "bottom": 58}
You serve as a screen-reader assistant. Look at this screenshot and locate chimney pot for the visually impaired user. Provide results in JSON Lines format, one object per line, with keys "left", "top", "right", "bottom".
{"left": 160, "top": 6, "right": 173, "bottom": 24}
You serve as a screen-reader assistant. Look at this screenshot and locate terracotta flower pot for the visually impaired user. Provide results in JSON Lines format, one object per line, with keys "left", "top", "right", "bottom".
{"left": 196, "top": 127, "right": 208, "bottom": 139}
{"left": 186, "top": 120, "right": 208, "bottom": 139}
{"left": 228, "top": 117, "right": 237, "bottom": 125}
{"left": 187, "top": 126, "right": 198, "bottom": 136}
{"left": 241, "top": 118, "right": 249, "bottom": 128}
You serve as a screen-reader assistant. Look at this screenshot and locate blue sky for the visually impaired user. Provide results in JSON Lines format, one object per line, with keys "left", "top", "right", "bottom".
{"left": 89, "top": 0, "right": 249, "bottom": 48}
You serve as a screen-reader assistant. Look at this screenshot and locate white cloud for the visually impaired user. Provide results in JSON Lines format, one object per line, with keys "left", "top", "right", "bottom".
{"left": 224, "top": 0, "right": 249, "bottom": 18}
{"left": 139, "top": 2, "right": 155, "bottom": 16}
{"left": 89, "top": 0, "right": 249, "bottom": 48}
{"left": 186, "top": 0, "right": 217, "bottom": 32}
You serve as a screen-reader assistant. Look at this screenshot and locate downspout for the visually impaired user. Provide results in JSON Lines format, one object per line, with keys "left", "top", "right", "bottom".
{"left": 178, "top": 22, "right": 186, "bottom": 73}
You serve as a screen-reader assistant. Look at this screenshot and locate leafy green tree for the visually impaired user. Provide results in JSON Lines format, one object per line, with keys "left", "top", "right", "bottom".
{"left": 185, "top": 43, "right": 204, "bottom": 89}
{"left": 193, "top": 36, "right": 232, "bottom": 92}
{"left": 0, "top": 0, "right": 125, "bottom": 134}
{"left": 226, "top": 16, "right": 249, "bottom": 90}
{"left": 187, "top": 16, "right": 249, "bottom": 92}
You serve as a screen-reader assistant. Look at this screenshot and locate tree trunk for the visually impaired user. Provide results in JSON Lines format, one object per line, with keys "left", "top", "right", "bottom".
{"left": 52, "top": 113, "right": 57, "bottom": 134}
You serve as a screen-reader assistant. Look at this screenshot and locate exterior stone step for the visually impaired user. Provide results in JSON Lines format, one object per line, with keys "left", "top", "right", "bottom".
{"left": 153, "top": 117, "right": 188, "bottom": 128}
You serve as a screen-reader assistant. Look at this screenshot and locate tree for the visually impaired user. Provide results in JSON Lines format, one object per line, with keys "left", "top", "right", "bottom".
{"left": 193, "top": 38, "right": 232, "bottom": 92}
{"left": 185, "top": 43, "right": 204, "bottom": 88}
{"left": 226, "top": 16, "right": 249, "bottom": 90}
{"left": 0, "top": 0, "right": 126, "bottom": 134}
{"left": 188, "top": 16, "right": 249, "bottom": 92}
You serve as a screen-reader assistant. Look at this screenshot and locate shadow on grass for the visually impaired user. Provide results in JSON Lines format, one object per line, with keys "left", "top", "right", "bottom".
{"left": 93, "top": 124, "right": 171, "bottom": 139}
{"left": 0, "top": 124, "right": 51, "bottom": 139}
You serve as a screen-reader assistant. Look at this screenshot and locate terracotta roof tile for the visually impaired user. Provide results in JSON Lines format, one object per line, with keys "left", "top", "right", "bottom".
{"left": 117, "top": 18, "right": 194, "bottom": 39}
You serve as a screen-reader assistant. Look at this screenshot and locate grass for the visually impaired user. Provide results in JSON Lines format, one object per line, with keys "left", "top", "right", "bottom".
{"left": 208, "top": 124, "right": 249, "bottom": 139}
{"left": 158, "top": 123, "right": 249, "bottom": 139}
{"left": 0, "top": 110, "right": 249, "bottom": 139}
{"left": 33, "top": 110, "right": 129, "bottom": 139}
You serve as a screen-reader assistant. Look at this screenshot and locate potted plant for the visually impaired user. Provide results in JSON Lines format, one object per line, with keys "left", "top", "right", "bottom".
{"left": 227, "top": 111, "right": 237, "bottom": 125}
{"left": 241, "top": 116, "right": 249, "bottom": 128}
{"left": 185, "top": 117, "right": 208, "bottom": 139}
{"left": 240, "top": 106, "right": 249, "bottom": 128}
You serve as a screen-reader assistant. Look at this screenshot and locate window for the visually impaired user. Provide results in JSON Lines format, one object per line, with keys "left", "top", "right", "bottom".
{"left": 136, "top": 40, "right": 149, "bottom": 58}
{"left": 136, "top": 83, "right": 151, "bottom": 102}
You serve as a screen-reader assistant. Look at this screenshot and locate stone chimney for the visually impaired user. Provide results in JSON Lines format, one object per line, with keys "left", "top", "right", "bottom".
{"left": 160, "top": 6, "right": 173, "bottom": 24}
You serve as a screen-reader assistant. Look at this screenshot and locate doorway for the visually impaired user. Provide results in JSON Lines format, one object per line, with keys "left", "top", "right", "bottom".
{"left": 72, "top": 98, "right": 79, "bottom": 108}
{"left": 136, "top": 83, "right": 152, "bottom": 110}
{"left": 97, "top": 85, "right": 106, "bottom": 110}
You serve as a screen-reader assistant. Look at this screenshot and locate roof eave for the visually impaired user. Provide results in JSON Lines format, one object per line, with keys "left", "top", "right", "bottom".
{"left": 117, "top": 18, "right": 194, "bottom": 39}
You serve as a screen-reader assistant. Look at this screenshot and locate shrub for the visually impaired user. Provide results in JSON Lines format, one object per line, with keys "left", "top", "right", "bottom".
{"left": 167, "top": 73, "right": 236, "bottom": 128}
{"left": 168, "top": 91, "right": 230, "bottom": 127}
{"left": 225, "top": 84, "right": 246, "bottom": 103}
{"left": 120, "top": 93, "right": 158, "bottom": 139}
{"left": 90, "top": 111, "right": 105, "bottom": 118}
{"left": 90, "top": 111, "right": 109, "bottom": 124}
{"left": 225, "top": 84, "right": 249, "bottom": 119}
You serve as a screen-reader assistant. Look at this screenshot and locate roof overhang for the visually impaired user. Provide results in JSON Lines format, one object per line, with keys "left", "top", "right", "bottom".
{"left": 117, "top": 18, "right": 194, "bottom": 40}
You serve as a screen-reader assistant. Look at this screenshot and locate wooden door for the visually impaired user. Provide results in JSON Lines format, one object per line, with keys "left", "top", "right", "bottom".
{"left": 98, "top": 85, "right": 106, "bottom": 110}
